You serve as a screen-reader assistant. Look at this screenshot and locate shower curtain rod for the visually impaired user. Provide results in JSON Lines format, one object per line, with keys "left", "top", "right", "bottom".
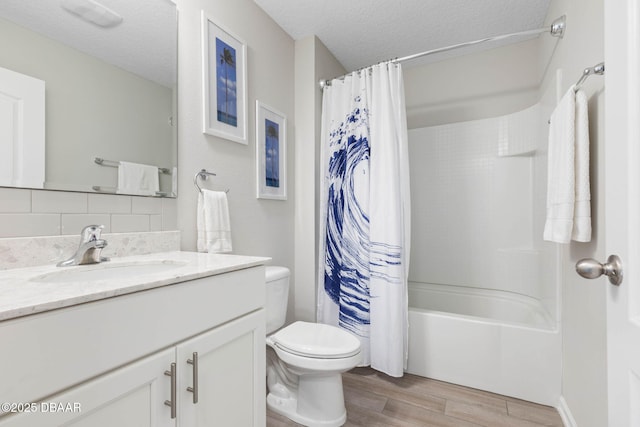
{"left": 319, "top": 15, "right": 566, "bottom": 89}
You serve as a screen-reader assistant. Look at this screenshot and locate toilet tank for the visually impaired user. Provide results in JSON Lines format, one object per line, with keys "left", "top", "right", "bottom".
{"left": 265, "top": 266, "right": 290, "bottom": 334}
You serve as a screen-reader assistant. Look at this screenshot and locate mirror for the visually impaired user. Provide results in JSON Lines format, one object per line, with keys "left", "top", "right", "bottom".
{"left": 0, "top": 0, "right": 177, "bottom": 197}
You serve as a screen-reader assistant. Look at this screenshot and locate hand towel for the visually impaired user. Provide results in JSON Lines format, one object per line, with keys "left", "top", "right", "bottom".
{"left": 171, "top": 167, "right": 178, "bottom": 196}
{"left": 571, "top": 89, "right": 592, "bottom": 242}
{"left": 197, "top": 189, "right": 232, "bottom": 253}
{"left": 117, "top": 161, "right": 160, "bottom": 196}
{"left": 543, "top": 86, "right": 591, "bottom": 243}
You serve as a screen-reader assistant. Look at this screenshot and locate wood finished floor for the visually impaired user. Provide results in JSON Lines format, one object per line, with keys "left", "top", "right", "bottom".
{"left": 267, "top": 368, "right": 563, "bottom": 427}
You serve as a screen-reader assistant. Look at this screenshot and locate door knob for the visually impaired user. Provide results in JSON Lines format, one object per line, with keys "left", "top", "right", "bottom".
{"left": 575, "top": 255, "right": 623, "bottom": 286}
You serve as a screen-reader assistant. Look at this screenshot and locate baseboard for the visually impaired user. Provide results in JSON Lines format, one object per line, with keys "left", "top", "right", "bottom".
{"left": 557, "top": 396, "right": 577, "bottom": 427}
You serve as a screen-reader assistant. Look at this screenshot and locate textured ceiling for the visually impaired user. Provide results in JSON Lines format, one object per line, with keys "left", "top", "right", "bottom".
{"left": 0, "top": 0, "right": 176, "bottom": 87}
{"left": 254, "top": 0, "right": 552, "bottom": 71}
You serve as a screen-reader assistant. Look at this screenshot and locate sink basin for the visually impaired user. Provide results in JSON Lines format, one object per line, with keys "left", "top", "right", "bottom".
{"left": 31, "top": 260, "right": 187, "bottom": 283}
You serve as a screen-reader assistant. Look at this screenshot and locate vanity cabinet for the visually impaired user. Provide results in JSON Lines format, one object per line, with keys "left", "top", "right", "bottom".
{"left": 177, "top": 311, "right": 264, "bottom": 426}
{"left": 0, "top": 264, "right": 266, "bottom": 427}
{"left": 0, "top": 348, "right": 176, "bottom": 427}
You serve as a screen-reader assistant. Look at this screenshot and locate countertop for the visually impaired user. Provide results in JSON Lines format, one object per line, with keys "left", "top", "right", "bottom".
{"left": 0, "top": 251, "right": 269, "bottom": 322}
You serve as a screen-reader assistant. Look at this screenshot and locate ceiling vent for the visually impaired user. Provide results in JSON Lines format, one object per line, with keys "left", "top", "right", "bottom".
{"left": 60, "top": 0, "right": 123, "bottom": 28}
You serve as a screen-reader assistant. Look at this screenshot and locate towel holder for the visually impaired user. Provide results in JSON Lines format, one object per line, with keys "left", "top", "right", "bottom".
{"left": 95, "top": 157, "right": 172, "bottom": 175}
{"left": 548, "top": 62, "right": 605, "bottom": 124}
{"left": 574, "top": 62, "right": 605, "bottom": 92}
{"left": 194, "top": 169, "right": 229, "bottom": 193}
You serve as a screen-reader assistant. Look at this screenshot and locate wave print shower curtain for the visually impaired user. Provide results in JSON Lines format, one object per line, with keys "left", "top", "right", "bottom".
{"left": 317, "top": 62, "right": 411, "bottom": 377}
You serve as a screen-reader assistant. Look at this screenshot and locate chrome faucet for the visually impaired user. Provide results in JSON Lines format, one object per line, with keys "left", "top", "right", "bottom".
{"left": 57, "top": 225, "right": 110, "bottom": 267}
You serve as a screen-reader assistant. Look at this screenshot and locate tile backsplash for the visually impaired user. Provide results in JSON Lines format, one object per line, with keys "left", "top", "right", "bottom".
{"left": 0, "top": 230, "right": 181, "bottom": 270}
{"left": 0, "top": 188, "right": 177, "bottom": 238}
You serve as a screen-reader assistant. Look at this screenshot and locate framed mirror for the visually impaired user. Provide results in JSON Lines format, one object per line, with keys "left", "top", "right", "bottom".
{"left": 0, "top": 0, "right": 177, "bottom": 197}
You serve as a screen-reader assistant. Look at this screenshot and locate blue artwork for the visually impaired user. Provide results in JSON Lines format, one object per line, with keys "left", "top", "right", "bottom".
{"left": 215, "top": 38, "right": 237, "bottom": 127}
{"left": 265, "top": 119, "right": 279, "bottom": 188}
{"left": 324, "top": 98, "right": 372, "bottom": 336}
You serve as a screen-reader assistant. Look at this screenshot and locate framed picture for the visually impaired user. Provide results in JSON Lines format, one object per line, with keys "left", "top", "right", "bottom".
{"left": 256, "top": 101, "right": 286, "bottom": 200}
{"left": 201, "top": 12, "right": 247, "bottom": 144}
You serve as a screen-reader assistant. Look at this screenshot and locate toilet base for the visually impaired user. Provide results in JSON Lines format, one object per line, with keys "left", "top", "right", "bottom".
{"left": 265, "top": 322, "right": 362, "bottom": 427}
{"left": 267, "top": 390, "right": 346, "bottom": 427}
{"left": 266, "top": 347, "right": 350, "bottom": 427}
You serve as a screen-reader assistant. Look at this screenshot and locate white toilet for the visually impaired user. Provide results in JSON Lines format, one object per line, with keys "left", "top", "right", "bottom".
{"left": 265, "top": 266, "right": 362, "bottom": 427}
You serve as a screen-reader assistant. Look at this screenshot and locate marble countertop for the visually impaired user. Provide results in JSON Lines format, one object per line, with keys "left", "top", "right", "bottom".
{"left": 0, "top": 251, "right": 269, "bottom": 322}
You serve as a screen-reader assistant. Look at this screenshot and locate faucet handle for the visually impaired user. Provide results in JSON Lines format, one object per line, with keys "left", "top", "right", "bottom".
{"left": 80, "top": 224, "right": 104, "bottom": 242}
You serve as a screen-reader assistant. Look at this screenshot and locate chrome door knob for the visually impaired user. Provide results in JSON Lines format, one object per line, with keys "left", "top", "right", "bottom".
{"left": 575, "top": 255, "right": 623, "bottom": 286}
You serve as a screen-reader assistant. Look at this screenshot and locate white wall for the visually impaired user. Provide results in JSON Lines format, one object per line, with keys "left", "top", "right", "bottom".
{"left": 404, "top": 38, "right": 539, "bottom": 129}
{"left": 407, "top": 103, "right": 556, "bottom": 313}
{"left": 175, "top": 0, "right": 295, "bottom": 271}
{"left": 294, "top": 36, "right": 345, "bottom": 322}
{"left": 538, "top": 1, "right": 607, "bottom": 426}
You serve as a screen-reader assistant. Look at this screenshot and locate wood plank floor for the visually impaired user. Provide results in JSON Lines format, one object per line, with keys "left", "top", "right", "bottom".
{"left": 267, "top": 367, "right": 563, "bottom": 427}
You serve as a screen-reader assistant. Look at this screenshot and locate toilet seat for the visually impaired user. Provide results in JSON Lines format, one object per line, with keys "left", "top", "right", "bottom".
{"left": 270, "top": 321, "right": 361, "bottom": 359}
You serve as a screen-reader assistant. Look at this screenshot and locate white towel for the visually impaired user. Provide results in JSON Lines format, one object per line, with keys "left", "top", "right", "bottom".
{"left": 117, "top": 161, "right": 160, "bottom": 196}
{"left": 543, "top": 86, "right": 591, "bottom": 243}
{"left": 572, "top": 90, "right": 592, "bottom": 242}
{"left": 197, "top": 189, "right": 232, "bottom": 253}
{"left": 171, "top": 166, "right": 178, "bottom": 196}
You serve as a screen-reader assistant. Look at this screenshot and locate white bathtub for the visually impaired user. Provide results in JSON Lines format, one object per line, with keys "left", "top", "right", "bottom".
{"left": 406, "top": 281, "right": 561, "bottom": 406}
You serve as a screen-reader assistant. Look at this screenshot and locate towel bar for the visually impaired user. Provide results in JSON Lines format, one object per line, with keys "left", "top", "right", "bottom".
{"left": 91, "top": 185, "right": 168, "bottom": 197}
{"left": 94, "top": 157, "right": 172, "bottom": 175}
{"left": 194, "top": 169, "right": 229, "bottom": 193}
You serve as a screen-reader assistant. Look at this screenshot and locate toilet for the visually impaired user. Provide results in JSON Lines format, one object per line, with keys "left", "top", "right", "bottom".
{"left": 265, "top": 266, "right": 362, "bottom": 427}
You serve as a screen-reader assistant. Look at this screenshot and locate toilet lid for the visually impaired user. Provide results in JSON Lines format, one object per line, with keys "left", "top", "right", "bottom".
{"left": 271, "top": 321, "right": 361, "bottom": 359}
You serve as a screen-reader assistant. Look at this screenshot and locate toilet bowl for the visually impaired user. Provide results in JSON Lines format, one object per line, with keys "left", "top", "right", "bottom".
{"left": 265, "top": 267, "right": 362, "bottom": 427}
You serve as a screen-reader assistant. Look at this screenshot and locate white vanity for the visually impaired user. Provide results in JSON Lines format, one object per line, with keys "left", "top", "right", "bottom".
{"left": 0, "top": 251, "right": 268, "bottom": 426}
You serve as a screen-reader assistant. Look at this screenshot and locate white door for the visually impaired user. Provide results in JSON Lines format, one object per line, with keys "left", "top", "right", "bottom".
{"left": 0, "top": 66, "right": 45, "bottom": 188}
{"left": 605, "top": 0, "right": 640, "bottom": 425}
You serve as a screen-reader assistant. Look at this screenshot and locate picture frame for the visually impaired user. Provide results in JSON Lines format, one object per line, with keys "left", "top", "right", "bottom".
{"left": 201, "top": 11, "right": 247, "bottom": 144}
{"left": 256, "top": 101, "right": 287, "bottom": 200}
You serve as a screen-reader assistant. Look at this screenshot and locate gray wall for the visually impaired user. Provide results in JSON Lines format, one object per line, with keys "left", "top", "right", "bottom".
{"left": 175, "top": 0, "right": 295, "bottom": 272}
{"left": 540, "top": 1, "right": 607, "bottom": 425}
{"left": 293, "top": 36, "right": 345, "bottom": 323}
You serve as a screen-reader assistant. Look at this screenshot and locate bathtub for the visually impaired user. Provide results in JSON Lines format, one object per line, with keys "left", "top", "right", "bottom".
{"left": 406, "top": 281, "right": 561, "bottom": 406}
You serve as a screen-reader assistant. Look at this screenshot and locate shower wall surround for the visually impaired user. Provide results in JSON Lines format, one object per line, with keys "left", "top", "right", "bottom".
{"left": 408, "top": 100, "right": 558, "bottom": 323}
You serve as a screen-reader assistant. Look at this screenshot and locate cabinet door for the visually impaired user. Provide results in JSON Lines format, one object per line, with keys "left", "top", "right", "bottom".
{"left": 177, "top": 309, "right": 265, "bottom": 427}
{"left": 0, "top": 348, "right": 175, "bottom": 427}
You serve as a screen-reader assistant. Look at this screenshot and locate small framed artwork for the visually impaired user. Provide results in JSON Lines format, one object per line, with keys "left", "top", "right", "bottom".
{"left": 256, "top": 101, "right": 287, "bottom": 200}
{"left": 201, "top": 11, "right": 247, "bottom": 144}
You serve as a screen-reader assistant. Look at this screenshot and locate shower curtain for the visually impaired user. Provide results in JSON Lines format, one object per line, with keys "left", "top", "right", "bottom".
{"left": 317, "top": 62, "right": 411, "bottom": 377}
